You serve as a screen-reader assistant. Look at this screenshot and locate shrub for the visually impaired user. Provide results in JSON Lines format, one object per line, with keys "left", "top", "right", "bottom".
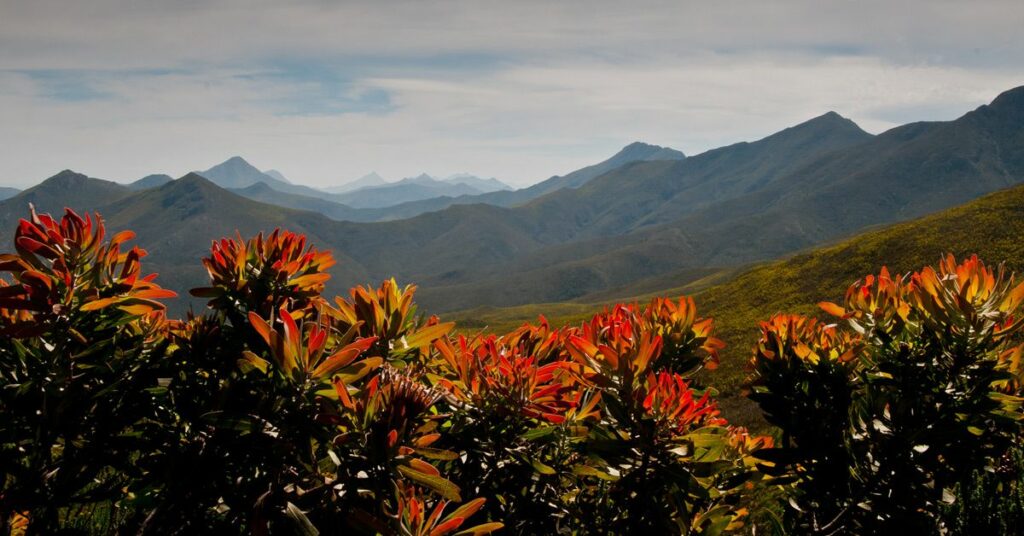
{"left": 748, "top": 256, "right": 1024, "bottom": 533}
{"left": 23, "top": 207, "right": 1022, "bottom": 534}
{"left": 0, "top": 208, "right": 175, "bottom": 532}
{"left": 1, "top": 209, "right": 768, "bottom": 534}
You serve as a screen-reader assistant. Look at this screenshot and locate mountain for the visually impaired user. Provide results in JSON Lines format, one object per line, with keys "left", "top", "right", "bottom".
{"left": 534, "top": 141, "right": 687, "bottom": 193}
{"left": 231, "top": 182, "right": 394, "bottom": 222}
{"left": 410, "top": 112, "right": 874, "bottom": 310}
{"left": 324, "top": 172, "right": 388, "bottom": 194}
{"left": 4, "top": 86, "right": 1023, "bottom": 320}
{"left": 197, "top": 156, "right": 343, "bottom": 200}
{"left": 129, "top": 174, "right": 173, "bottom": 190}
{"left": 232, "top": 145, "right": 679, "bottom": 219}
{"left": 0, "top": 187, "right": 20, "bottom": 201}
{"left": 357, "top": 142, "right": 687, "bottom": 218}
{"left": 198, "top": 156, "right": 276, "bottom": 189}
{"left": 331, "top": 175, "right": 489, "bottom": 208}
{"left": 441, "top": 174, "right": 512, "bottom": 192}
{"left": 263, "top": 169, "right": 291, "bottom": 183}
{"left": 0, "top": 171, "right": 134, "bottom": 229}
{"left": 413, "top": 88, "right": 1024, "bottom": 312}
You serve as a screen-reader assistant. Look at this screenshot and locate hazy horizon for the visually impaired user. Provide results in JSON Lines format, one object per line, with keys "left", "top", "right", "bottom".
{"left": 2, "top": 0, "right": 1023, "bottom": 188}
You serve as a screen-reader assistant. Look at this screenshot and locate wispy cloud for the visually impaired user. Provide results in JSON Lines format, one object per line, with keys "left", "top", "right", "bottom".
{"left": 0, "top": 1, "right": 1021, "bottom": 187}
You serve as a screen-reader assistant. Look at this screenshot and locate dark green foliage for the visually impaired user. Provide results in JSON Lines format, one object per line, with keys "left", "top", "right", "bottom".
{"left": 944, "top": 445, "right": 1024, "bottom": 535}
{"left": 0, "top": 209, "right": 175, "bottom": 533}
{"left": 2, "top": 212, "right": 770, "bottom": 534}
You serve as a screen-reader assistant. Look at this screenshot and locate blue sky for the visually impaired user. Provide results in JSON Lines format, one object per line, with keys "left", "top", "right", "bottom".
{"left": 1, "top": 0, "right": 1022, "bottom": 188}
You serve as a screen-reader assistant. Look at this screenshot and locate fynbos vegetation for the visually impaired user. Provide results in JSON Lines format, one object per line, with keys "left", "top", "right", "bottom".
{"left": 1, "top": 208, "right": 1022, "bottom": 534}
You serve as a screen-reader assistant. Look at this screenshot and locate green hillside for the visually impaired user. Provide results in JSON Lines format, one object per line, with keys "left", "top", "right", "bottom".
{"left": 447, "top": 182, "right": 1024, "bottom": 427}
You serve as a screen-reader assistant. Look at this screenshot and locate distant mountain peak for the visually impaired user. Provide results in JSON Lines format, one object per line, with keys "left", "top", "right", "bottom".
{"left": 989, "top": 85, "right": 1024, "bottom": 111}
{"left": 51, "top": 169, "right": 86, "bottom": 180}
{"left": 207, "top": 156, "right": 260, "bottom": 172}
{"left": 129, "top": 173, "right": 173, "bottom": 190}
{"left": 608, "top": 142, "right": 686, "bottom": 165}
{"left": 762, "top": 111, "right": 871, "bottom": 146}
{"left": 324, "top": 172, "right": 389, "bottom": 194}
{"left": 618, "top": 141, "right": 659, "bottom": 149}
{"left": 177, "top": 172, "right": 217, "bottom": 187}
{"left": 41, "top": 169, "right": 93, "bottom": 188}
{"left": 799, "top": 110, "right": 863, "bottom": 130}
{"left": 197, "top": 157, "right": 279, "bottom": 190}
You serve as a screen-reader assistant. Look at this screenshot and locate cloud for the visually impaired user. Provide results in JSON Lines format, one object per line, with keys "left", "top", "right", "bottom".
{"left": 0, "top": 1, "right": 1022, "bottom": 187}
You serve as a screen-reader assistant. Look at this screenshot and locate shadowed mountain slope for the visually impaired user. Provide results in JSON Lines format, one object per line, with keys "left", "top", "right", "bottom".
{"left": 413, "top": 87, "right": 1024, "bottom": 311}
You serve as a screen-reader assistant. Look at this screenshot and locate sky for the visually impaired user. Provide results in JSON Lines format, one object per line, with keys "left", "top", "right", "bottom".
{"left": 1, "top": 0, "right": 1022, "bottom": 189}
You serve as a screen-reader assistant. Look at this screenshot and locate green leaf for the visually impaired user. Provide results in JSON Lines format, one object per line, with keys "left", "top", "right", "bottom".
{"left": 238, "top": 351, "right": 271, "bottom": 374}
{"left": 452, "top": 522, "right": 505, "bottom": 535}
{"left": 402, "top": 322, "right": 455, "bottom": 350}
{"left": 333, "top": 357, "right": 383, "bottom": 384}
{"left": 520, "top": 426, "right": 557, "bottom": 441}
{"left": 397, "top": 465, "right": 462, "bottom": 502}
{"left": 572, "top": 464, "right": 619, "bottom": 481}
{"left": 531, "top": 458, "right": 556, "bottom": 475}
{"left": 414, "top": 447, "right": 460, "bottom": 461}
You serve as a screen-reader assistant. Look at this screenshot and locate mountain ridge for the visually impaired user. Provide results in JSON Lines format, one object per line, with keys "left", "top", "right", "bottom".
{"left": 4, "top": 87, "right": 1023, "bottom": 318}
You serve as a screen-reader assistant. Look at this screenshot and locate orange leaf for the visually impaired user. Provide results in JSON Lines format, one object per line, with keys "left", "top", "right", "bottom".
{"left": 818, "top": 301, "right": 847, "bottom": 318}
{"left": 311, "top": 337, "right": 376, "bottom": 379}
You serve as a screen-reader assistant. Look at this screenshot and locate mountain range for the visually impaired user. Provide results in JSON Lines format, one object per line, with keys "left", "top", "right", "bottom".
{"left": 2, "top": 85, "right": 1022, "bottom": 318}
{"left": 329, "top": 173, "right": 509, "bottom": 208}
{"left": 324, "top": 172, "right": 387, "bottom": 193}
{"left": 184, "top": 157, "right": 514, "bottom": 210}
